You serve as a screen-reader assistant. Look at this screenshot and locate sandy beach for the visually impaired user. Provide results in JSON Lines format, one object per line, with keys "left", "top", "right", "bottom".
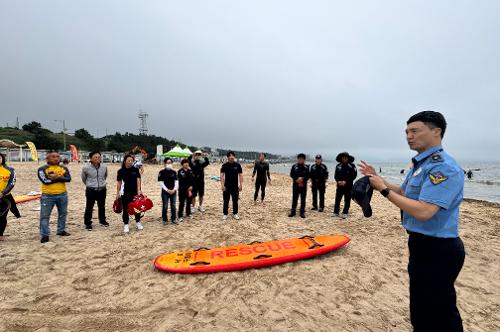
{"left": 0, "top": 162, "right": 498, "bottom": 332}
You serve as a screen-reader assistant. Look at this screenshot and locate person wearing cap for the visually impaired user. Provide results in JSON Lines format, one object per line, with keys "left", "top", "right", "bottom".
{"left": 220, "top": 151, "right": 243, "bottom": 220}
{"left": 289, "top": 153, "right": 309, "bottom": 218}
{"left": 310, "top": 154, "right": 329, "bottom": 212}
{"left": 252, "top": 153, "right": 271, "bottom": 204}
{"left": 188, "top": 150, "right": 209, "bottom": 212}
{"left": 359, "top": 111, "right": 465, "bottom": 331}
{"left": 333, "top": 152, "right": 357, "bottom": 218}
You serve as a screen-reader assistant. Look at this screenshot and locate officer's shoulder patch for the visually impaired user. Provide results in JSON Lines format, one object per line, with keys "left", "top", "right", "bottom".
{"left": 431, "top": 154, "right": 444, "bottom": 163}
{"left": 429, "top": 171, "right": 448, "bottom": 185}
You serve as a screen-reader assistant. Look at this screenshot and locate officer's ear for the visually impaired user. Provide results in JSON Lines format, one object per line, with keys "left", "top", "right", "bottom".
{"left": 432, "top": 127, "right": 442, "bottom": 138}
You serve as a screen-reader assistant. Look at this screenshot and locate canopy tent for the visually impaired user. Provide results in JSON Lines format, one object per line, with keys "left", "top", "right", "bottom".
{"left": 181, "top": 147, "right": 193, "bottom": 155}
{"left": 162, "top": 145, "right": 192, "bottom": 158}
{"left": 0, "top": 139, "right": 26, "bottom": 162}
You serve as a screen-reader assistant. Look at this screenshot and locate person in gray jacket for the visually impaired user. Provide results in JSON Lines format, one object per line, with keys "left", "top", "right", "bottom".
{"left": 81, "top": 151, "right": 109, "bottom": 230}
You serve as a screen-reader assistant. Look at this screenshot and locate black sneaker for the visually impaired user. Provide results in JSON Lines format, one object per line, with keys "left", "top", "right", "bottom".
{"left": 41, "top": 236, "right": 49, "bottom": 243}
{"left": 300, "top": 213, "right": 306, "bottom": 218}
{"left": 171, "top": 220, "right": 178, "bottom": 225}
{"left": 311, "top": 207, "right": 318, "bottom": 211}
{"left": 288, "top": 211, "right": 296, "bottom": 217}
{"left": 318, "top": 208, "right": 324, "bottom": 213}
{"left": 99, "top": 221, "right": 110, "bottom": 227}
{"left": 85, "top": 225, "right": 93, "bottom": 231}
{"left": 56, "top": 231, "right": 71, "bottom": 236}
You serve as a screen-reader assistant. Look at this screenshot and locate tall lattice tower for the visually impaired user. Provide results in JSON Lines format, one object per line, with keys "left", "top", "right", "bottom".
{"left": 138, "top": 110, "right": 149, "bottom": 135}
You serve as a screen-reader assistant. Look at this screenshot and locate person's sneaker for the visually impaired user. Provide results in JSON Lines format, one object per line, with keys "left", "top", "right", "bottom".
{"left": 233, "top": 214, "right": 240, "bottom": 220}
{"left": 288, "top": 211, "right": 296, "bottom": 217}
{"left": 342, "top": 213, "right": 349, "bottom": 219}
{"left": 300, "top": 213, "right": 306, "bottom": 219}
{"left": 189, "top": 214, "right": 193, "bottom": 219}
{"left": 222, "top": 215, "right": 228, "bottom": 221}
{"left": 199, "top": 206, "right": 206, "bottom": 213}
{"left": 123, "top": 224, "right": 130, "bottom": 233}
{"left": 318, "top": 208, "right": 324, "bottom": 213}
{"left": 136, "top": 222, "right": 144, "bottom": 230}
{"left": 178, "top": 218, "right": 184, "bottom": 223}
{"left": 171, "top": 219, "right": 178, "bottom": 225}
{"left": 57, "top": 231, "right": 71, "bottom": 236}
{"left": 40, "top": 236, "right": 49, "bottom": 243}
{"left": 333, "top": 213, "right": 340, "bottom": 218}
{"left": 99, "top": 221, "right": 110, "bottom": 227}
{"left": 311, "top": 207, "right": 318, "bottom": 211}
{"left": 162, "top": 220, "right": 167, "bottom": 225}
{"left": 85, "top": 225, "right": 93, "bottom": 231}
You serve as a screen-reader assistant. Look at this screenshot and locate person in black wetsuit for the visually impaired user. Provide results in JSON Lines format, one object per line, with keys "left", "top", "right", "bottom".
{"left": 310, "top": 154, "right": 329, "bottom": 212}
{"left": 252, "top": 153, "right": 271, "bottom": 203}
{"left": 334, "top": 152, "right": 357, "bottom": 218}
{"left": 188, "top": 150, "right": 209, "bottom": 212}
{"left": 220, "top": 151, "right": 243, "bottom": 220}
{"left": 289, "top": 153, "right": 309, "bottom": 218}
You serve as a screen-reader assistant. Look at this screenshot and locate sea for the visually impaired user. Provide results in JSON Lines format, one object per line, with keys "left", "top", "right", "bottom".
{"left": 270, "top": 161, "right": 500, "bottom": 203}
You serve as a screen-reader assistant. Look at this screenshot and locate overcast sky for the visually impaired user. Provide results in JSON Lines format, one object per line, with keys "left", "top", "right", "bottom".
{"left": 1, "top": 0, "right": 499, "bottom": 162}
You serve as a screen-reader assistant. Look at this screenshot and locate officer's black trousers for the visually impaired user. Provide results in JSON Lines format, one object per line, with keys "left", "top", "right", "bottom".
{"left": 311, "top": 183, "right": 325, "bottom": 209}
{"left": 408, "top": 232, "right": 465, "bottom": 332}
{"left": 334, "top": 184, "right": 352, "bottom": 214}
{"left": 84, "top": 188, "right": 107, "bottom": 226}
{"left": 254, "top": 178, "right": 267, "bottom": 201}
{"left": 291, "top": 184, "right": 307, "bottom": 214}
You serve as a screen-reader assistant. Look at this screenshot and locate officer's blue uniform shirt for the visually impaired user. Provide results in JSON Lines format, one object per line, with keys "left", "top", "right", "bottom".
{"left": 401, "top": 145, "right": 464, "bottom": 238}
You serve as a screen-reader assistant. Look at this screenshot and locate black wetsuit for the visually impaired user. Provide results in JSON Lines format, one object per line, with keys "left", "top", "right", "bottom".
{"left": 221, "top": 162, "right": 243, "bottom": 215}
{"left": 310, "top": 163, "right": 329, "bottom": 210}
{"left": 290, "top": 163, "right": 309, "bottom": 215}
{"left": 178, "top": 168, "right": 194, "bottom": 218}
{"left": 253, "top": 160, "right": 271, "bottom": 201}
{"left": 188, "top": 156, "right": 209, "bottom": 197}
{"left": 334, "top": 162, "right": 357, "bottom": 215}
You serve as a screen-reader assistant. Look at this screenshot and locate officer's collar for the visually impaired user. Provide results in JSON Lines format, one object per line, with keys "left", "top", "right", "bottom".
{"left": 412, "top": 145, "right": 443, "bottom": 165}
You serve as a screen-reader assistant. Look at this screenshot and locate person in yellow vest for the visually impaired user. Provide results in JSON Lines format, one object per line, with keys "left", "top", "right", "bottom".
{"left": 37, "top": 150, "right": 71, "bottom": 243}
{"left": 0, "top": 152, "right": 16, "bottom": 241}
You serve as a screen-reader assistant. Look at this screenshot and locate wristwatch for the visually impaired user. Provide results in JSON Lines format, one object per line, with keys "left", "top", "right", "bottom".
{"left": 380, "top": 188, "right": 391, "bottom": 197}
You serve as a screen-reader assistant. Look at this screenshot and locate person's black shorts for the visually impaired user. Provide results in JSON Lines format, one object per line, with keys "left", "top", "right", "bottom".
{"left": 192, "top": 180, "right": 205, "bottom": 197}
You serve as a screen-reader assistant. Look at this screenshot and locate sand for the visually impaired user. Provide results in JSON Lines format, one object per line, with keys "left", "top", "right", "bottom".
{"left": 0, "top": 162, "right": 499, "bottom": 332}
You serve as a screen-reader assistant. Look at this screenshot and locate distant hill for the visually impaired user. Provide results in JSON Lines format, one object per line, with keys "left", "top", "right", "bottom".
{"left": 0, "top": 123, "right": 282, "bottom": 160}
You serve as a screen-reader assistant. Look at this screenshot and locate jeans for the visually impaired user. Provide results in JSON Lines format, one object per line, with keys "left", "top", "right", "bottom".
{"left": 84, "top": 188, "right": 107, "bottom": 226}
{"left": 122, "top": 194, "right": 141, "bottom": 225}
{"left": 40, "top": 193, "right": 68, "bottom": 237}
{"left": 161, "top": 190, "right": 177, "bottom": 222}
{"left": 223, "top": 188, "right": 239, "bottom": 215}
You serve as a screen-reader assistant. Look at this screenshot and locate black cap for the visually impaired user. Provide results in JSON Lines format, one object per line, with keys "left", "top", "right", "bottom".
{"left": 315, "top": 154, "right": 322, "bottom": 160}
{"left": 351, "top": 176, "right": 374, "bottom": 218}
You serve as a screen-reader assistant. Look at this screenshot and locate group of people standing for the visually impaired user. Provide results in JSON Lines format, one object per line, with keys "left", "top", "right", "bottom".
{"left": 288, "top": 152, "right": 357, "bottom": 218}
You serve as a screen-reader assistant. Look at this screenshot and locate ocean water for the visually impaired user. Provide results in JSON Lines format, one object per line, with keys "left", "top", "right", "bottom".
{"left": 271, "top": 162, "right": 500, "bottom": 203}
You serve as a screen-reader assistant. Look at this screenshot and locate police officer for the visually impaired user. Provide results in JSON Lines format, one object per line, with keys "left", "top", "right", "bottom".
{"left": 334, "top": 152, "right": 357, "bottom": 218}
{"left": 310, "top": 154, "right": 329, "bottom": 212}
{"left": 359, "top": 111, "right": 465, "bottom": 332}
{"left": 289, "top": 153, "right": 309, "bottom": 218}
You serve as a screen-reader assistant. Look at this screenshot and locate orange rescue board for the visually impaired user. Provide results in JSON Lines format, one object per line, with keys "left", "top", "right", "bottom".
{"left": 14, "top": 195, "right": 41, "bottom": 204}
{"left": 154, "top": 235, "right": 350, "bottom": 274}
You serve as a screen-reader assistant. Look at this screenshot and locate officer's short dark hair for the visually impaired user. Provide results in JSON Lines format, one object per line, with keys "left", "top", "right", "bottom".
{"left": 297, "top": 153, "right": 306, "bottom": 160}
{"left": 89, "top": 151, "right": 101, "bottom": 159}
{"left": 260, "top": 152, "right": 266, "bottom": 158}
{"left": 164, "top": 157, "right": 172, "bottom": 164}
{"left": 181, "top": 158, "right": 189, "bottom": 165}
{"left": 227, "top": 151, "right": 236, "bottom": 158}
{"left": 407, "top": 111, "right": 447, "bottom": 138}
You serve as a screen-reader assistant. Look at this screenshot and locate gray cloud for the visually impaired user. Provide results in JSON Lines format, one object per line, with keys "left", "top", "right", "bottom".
{"left": 1, "top": 0, "right": 499, "bottom": 162}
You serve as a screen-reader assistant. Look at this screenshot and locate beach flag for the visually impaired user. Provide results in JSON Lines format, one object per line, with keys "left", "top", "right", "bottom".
{"left": 70, "top": 144, "right": 79, "bottom": 162}
{"left": 25, "top": 141, "right": 38, "bottom": 162}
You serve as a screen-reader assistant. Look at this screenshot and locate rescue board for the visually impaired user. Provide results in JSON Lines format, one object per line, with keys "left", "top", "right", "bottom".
{"left": 14, "top": 194, "right": 41, "bottom": 204}
{"left": 154, "top": 234, "right": 350, "bottom": 274}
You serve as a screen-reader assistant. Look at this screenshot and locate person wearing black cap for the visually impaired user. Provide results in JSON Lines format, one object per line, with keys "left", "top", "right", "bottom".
{"left": 220, "top": 151, "right": 243, "bottom": 220}
{"left": 310, "top": 155, "right": 329, "bottom": 212}
{"left": 359, "top": 111, "right": 465, "bottom": 331}
{"left": 289, "top": 153, "right": 309, "bottom": 218}
{"left": 334, "top": 152, "right": 357, "bottom": 218}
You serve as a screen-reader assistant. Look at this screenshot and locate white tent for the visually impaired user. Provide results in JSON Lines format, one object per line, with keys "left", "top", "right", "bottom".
{"left": 181, "top": 146, "right": 193, "bottom": 156}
